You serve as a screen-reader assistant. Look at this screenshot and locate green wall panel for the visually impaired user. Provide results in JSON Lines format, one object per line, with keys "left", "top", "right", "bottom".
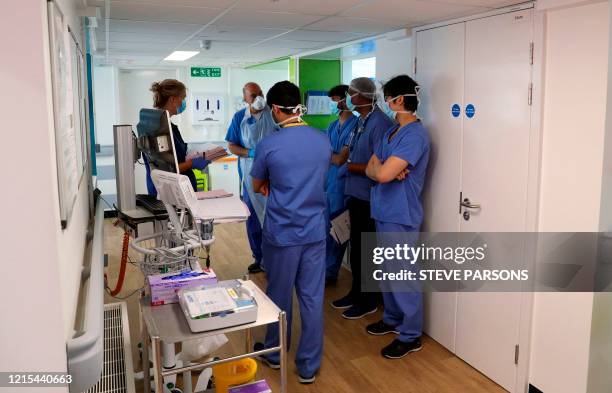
{"left": 298, "top": 59, "right": 341, "bottom": 130}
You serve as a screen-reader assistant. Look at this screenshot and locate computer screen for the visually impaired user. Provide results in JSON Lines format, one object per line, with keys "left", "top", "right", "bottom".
{"left": 136, "top": 108, "right": 179, "bottom": 174}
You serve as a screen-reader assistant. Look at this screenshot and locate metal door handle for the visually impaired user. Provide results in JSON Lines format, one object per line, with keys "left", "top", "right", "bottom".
{"left": 461, "top": 198, "right": 481, "bottom": 209}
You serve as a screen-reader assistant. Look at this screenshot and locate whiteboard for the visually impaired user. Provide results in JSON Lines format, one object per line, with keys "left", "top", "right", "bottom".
{"left": 48, "top": 1, "right": 85, "bottom": 229}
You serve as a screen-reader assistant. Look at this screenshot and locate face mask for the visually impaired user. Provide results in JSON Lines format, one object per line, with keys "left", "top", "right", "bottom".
{"left": 251, "top": 95, "right": 266, "bottom": 111}
{"left": 272, "top": 104, "right": 307, "bottom": 127}
{"left": 346, "top": 91, "right": 377, "bottom": 112}
{"left": 329, "top": 100, "right": 340, "bottom": 116}
{"left": 177, "top": 99, "right": 186, "bottom": 114}
{"left": 345, "top": 92, "right": 357, "bottom": 111}
{"left": 382, "top": 93, "right": 419, "bottom": 119}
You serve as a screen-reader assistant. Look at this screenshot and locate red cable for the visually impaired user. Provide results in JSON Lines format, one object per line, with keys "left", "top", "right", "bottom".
{"left": 109, "top": 230, "right": 130, "bottom": 296}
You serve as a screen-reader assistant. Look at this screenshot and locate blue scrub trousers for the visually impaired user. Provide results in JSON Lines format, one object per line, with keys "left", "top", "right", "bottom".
{"left": 243, "top": 188, "right": 263, "bottom": 266}
{"left": 262, "top": 239, "right": 325, "bottom": 377}
{"left": 375, "top": 221, "right": 423, "bottom": 343}
{"left": 325, "top": 209, "right": 348, "bottom": 281}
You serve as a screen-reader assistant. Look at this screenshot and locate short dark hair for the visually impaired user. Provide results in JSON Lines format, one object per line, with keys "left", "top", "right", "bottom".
{"left": 328, "top": 84, "right": 349, "bottom": 99}
{"left": 383, "top": 75, "right": 419, "bottom": 112}
{"left": 266, "top": 81, "right": 301, "bottom": 114}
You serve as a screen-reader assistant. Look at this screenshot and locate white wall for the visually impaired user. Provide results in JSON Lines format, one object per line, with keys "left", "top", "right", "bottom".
{"left": 176, "top": 66, "right": 230, "bottom": 142}
{"left": 530, "top": 2, "right": 609, "bottom": 392}
{"left": 587, "top": 3, "right": 612, "bottom": 391}
{"left": 0, "top": 0, "right": 90, "bottom": 388}
{"left": 117, "top": 68, "right": 177, "bottom": 194}
{"left": 375, "top": 31, "right": 413, "bottom": 82}
{"left": 93, "top": 65, "right": 119, "bottom": 146}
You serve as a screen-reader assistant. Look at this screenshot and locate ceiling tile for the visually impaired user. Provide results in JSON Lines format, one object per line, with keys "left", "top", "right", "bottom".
{"left": 103, "top": 19, "right": 203, "bottom": 35}
{"left": 217, "top": 9, "right": 323, "bottom": 29}
{"left": 256, "top": 39, "right": 333, "bottom": 50}
{"left": 416, "top": 0, "right": 521, "bottom": 7}
{"left": 199, "top": 26, "right": 289, "bottom": 40}
{"left": 233, "top": 0, "right": 364, "bottom": 16}
{"left": 341, "top": 0, "right": 485, "bottom": 25}
{"left": 109, "top": 3, "right": 225, "bottom": 24}
{"left": 282, "top": 29, "right": 368, "bottom": 42}
{"left": 305, "top": 16, "right": 405, "bottom": 33}
{"left": 96, "top": 30, "right": 187, "bottom": 44}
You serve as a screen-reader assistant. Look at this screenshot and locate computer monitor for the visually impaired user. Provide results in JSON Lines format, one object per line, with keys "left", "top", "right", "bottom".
{"left": 136, "top": 108, "right": 179, "bottom": 174}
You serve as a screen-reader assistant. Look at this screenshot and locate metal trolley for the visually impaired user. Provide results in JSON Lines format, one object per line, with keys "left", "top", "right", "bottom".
{"left": 130, "top": 209, "right": 287, "bottom": 393}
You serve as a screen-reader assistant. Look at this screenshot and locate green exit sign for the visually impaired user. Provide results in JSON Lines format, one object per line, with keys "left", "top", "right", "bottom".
{"left": 191, "top": 67, "right": 222, "bottom": 78}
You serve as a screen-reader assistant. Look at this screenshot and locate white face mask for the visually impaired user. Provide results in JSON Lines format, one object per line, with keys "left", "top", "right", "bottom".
{"left": 271, "top": 104, "right": 307, "bottom": 126}
{"left": 251, "top": 95, "right": 266, "bottom": 111}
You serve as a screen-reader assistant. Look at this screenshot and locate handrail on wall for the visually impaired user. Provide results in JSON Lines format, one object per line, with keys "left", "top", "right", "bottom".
{"left": 66, "top": 199, "right": 105, "bottom": 393}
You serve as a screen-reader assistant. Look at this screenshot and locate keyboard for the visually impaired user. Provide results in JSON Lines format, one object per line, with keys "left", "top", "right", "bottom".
{"left": 136, "top": 194, "right": 167, "bottom": 215}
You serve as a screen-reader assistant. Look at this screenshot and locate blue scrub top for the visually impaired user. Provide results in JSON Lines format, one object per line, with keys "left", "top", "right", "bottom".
{"left": 344, "top": 108, "right": 394, "bottom": 202}
{"left": 251, "top": 124, "right": 332, "bottom": 247}
{"left": 225, "top": 108, "right": 247, "bottom": 179}
{"left": 325, "top": 115, "right": 358, "bottom": 214}
{"left": 370, "top": 121, "right": 430, "bottom": 229}
{"left": 144, "top": 123, "right": 196, "bottom": 196}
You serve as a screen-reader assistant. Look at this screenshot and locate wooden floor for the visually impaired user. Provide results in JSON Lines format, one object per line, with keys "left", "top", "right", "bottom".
{"left": 103, "top": 219, "right": 505, "bottom": 393}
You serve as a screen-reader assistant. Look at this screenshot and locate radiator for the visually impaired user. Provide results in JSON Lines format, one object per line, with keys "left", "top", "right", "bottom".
{"left": 84, "top": 302, "right": 136, "bottom": 393}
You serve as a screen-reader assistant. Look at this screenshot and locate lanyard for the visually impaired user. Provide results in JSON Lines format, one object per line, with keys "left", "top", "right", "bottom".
{"left": 282, "top": 121, "right": 307, "bottom": 128}
{"left": 347, "top": 111, "right": 374, "bottom": 152}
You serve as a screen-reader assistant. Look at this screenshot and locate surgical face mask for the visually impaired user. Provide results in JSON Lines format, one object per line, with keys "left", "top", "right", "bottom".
{"left": 251, "top": 95, "right": 266, "bottom": 111}
{"left": 346, "top": 91, "right": 376, "bottom": 112}
{"left": 329, "top": 100, "right": 340, "bottom": 116}
{"left": 271, "top": 104, "right": 307, "bottom": 127}
{"left": 382, "top": 93, "right": 419, "bottom": 120}
{"left": 345, "top": 92, "right": 357, "bottom": 111}
{"left": 177, "top": 99, "right": 186, "bottom": 114}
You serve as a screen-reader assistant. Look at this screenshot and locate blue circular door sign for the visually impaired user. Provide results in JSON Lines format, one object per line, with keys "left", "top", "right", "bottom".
{"left": 451, "top": 104, "right": 461, "bottom": 118}
{"left": 466, "top": 104, "right": 475, "bottom": 118}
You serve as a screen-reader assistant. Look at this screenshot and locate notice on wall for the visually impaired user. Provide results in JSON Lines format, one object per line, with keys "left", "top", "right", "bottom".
{"left": 48, "top": 1, "right": 80, "bottom": 229}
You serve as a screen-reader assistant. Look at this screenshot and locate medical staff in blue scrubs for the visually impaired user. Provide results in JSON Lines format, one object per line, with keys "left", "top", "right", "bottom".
{"left": 251, "top": 81, "right": 331, "bottom": 384}
{"left": 226, "top": 82, "right": 276, "bottom": 274}
{"left": 365, "top": 75, "right": 430, "bottom": 359}
{"left": 330, "top": 77, "right": 394, "bottom": 320}
{"left": 324, "top": 85, "right": 358, "bottom": 284}
{"left": 144, "top": 79, "right": 209, "bottom": 196}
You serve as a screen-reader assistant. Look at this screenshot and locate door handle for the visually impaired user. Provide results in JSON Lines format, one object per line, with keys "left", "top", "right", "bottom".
{"left": 461, "top": 198, "right": 481, "bottom": 209}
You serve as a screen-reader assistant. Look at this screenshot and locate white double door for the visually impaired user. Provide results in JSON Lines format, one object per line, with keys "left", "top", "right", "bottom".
{"left": 416, "top": 8, "right": 534, "bottom": 392}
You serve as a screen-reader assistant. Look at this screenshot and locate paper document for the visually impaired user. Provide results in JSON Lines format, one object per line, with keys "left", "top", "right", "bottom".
{"left": 187, "top": 143, "right": 228, "bottom": 161}
{"left": 330, "top": 209, "right": 350, "bottom": 245}
{"left": 183, "top": 287, "right": 236, "bottom": 318}
{"left": 193, "top": 196, "right": 250, "bottom": 221}
{"left": 196, "top": 189, "right": 233, "bottom": 200}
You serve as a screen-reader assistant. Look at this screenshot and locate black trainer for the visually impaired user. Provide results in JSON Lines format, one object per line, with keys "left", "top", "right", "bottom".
{"left": 253, "top": 342, "right": 280, "bottom": 369}
{"left": 298, "top": 374, "right": 316, "bottom": 384}
{"left": 330, "top": 293, "right": 353, "bottom": 309}
{"left": 341, "top": 305, "right": 378, "bottom": 320}
{"left": 381, "top": 338, "right": 423, "bottom": 359}
{"left": 248, "top": 262, "right": 265, "bottom": 274}
{"left": 366, "top": 320, "right": 399, "bottom": 336}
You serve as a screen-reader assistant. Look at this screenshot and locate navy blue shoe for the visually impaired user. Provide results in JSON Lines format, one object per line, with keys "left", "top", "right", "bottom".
{"left": 248, "top": 263, "right": 265, "bottom": 274}
{"left": 381, "top": 338, "right": 423, "bottom": 359}
{"left": 253, "top": 342, "right": 280, "bottom": 369}
{"left": 341, "top": 305, "right": 377, "bottom": 320}
{"left": 298, "top": 374, "right": 316, "bottom": 384}
{"left": 330, "top": 293, "right": 353, "bottom": 309}
{"left": 366, "top": 320, "right": 399, "bottom": 336}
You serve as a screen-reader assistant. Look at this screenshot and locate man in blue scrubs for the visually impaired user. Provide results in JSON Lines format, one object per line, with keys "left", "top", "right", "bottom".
{"left": 330, "top": 77, "right": 394, "bottom": 320}
{"left": 251, "top": 81, "right": 331, "bottom": 384}
{"left": 225, "top": 82, "right": 276, "bottom": 274}
{"left": 324, "top": 85, "right": 358, "bottom": 284}
{"left": 366, "top": 75, "right": 430, "bottom": 359}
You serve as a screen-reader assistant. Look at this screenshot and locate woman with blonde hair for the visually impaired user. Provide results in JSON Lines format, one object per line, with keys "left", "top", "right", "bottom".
{"left": 145, "top": 79, "right": 209, "bottom": 195}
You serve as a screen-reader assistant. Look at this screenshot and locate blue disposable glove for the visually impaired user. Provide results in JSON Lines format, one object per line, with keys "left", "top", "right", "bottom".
{"left": 248, "top": 149, "right": 255, "bottom": 158}
{"left": 191, "top": 156, "right": 210, "bottom": 170}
